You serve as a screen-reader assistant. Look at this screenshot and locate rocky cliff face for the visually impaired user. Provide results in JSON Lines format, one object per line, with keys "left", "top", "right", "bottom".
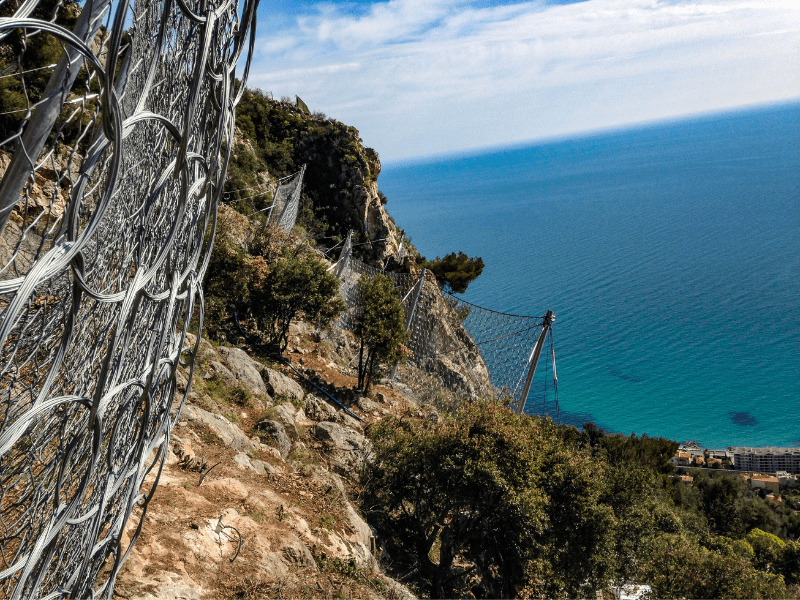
{"left": 231, "top": 94, "right": 401, "bottom": 266}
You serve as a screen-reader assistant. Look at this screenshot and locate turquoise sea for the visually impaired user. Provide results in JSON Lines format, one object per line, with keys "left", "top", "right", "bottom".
{"left": 379, "top": 102, "right": 800, "bottom": 449}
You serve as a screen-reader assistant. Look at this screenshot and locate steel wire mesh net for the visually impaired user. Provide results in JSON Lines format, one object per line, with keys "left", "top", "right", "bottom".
{"left": 0, "top": 0, "right": 257, "bottom": 593}
{"left": 268, "top": 164, "right": 305, "bottom": 232}
{"left": 329, "top": 240, "right": 555, "bottom": 414}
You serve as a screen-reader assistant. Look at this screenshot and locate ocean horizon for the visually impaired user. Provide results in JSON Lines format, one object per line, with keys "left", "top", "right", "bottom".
{"left": 379, "top": 101, "right": 800, "bottom": 449}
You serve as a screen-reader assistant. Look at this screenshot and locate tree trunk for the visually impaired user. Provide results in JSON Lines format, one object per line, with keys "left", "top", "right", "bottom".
{"left": 364, "top": 350, "right": 377, "bottom": 393}
{"left": 357, "top": 337, "right": 365, "bottom": 390}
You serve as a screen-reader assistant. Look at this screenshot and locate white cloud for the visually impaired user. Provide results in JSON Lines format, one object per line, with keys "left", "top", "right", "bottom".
{"left": 247, "top": 0, "right": 800, "bottom": 160}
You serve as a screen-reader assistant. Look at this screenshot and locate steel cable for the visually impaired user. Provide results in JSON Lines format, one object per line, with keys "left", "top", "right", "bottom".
{"left": 0, "top": 0, "right": 258, "bottom": 594}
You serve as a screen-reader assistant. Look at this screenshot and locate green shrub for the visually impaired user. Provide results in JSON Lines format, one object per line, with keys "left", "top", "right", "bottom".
{"left": 420, "top": 251, "right": 484, "bottom": 294}
{"left": 363, "top": 401, "right": 614, "bottom": 599}
{"left": 354, "top": 274, "right": 406, "bottom": 393}
{"left": 252, "top": 251, "right": 344, "bottom": 352}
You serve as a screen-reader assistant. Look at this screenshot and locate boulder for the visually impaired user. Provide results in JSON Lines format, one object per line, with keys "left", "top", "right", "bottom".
{"left": 273, "top": 401, "right": 315, "bottom": 429}
{"left": 181, "top": 404, "right": 256, "bottom": 454}
{"left": 205, "top": 360, "right": 236, "bottom": 385}
{"left": 378, "top": 576, "right": 417, "bottom": 600}
{"left": 273, "top": 402, "right": 299, "bottom": 429}
{"left": 304, "top": 394, "right": 336, "bottom": 422}
{"left": 183, "top": 332, "right": 215, "bottom": 358}
{"left": 313, "top": 422, "right": 371, "bottom": 477}
{"left": 252, "top": 458, "right": 276, "bottom": 474}
{"left": 262, "top": 367, "right": 305, "bottom": 401}
{"left": 281, "top": 536, "right": 318, "bottom": 570}
{"left": 260, "top": 445, "right": 284, "bottom": 462}
{"left": 310, "top": 466, "right": 346, "bottom": 496}
{"left": 288, "top": 321, "right": 311, "bottom": 337}
{"left": 256, "top": 419, "right": 291, "bottom": 458}
{"left": 293, "top": 408, "right": 314, "bottom": 427}
{"left": 356, "top": 396, "right": 379, "bottom": 413}
{"left": 174, "top": 368, "right": 188, "bottom": 393}
{"left": 343, "top": 501, "right": 374, "bottom": 568}
{"left": 217, "top": 346, "right": 271, "bottom": 399}
{"left": 333, "top": 410, "right": 363, "bottom": 432}
{"left": 233, "top": 451, "right": 274, "bottom": 475}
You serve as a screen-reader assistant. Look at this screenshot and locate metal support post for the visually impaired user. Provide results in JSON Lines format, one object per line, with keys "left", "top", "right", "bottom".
{"left": 516, "top": 310, "right": 555, "bottom": 414}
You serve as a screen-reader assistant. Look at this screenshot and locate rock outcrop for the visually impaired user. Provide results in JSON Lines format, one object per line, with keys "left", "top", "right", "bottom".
{"left": 116, "top": 327, "right": 419, "bottom": 600}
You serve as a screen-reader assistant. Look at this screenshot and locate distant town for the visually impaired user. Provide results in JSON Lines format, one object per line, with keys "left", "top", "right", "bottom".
{"left": 672, "top": 443, "right": 800, "bottom": 500}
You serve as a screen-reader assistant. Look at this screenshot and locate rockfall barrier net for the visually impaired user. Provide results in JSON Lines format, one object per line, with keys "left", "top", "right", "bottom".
{"left": 0, "top": 0, "right": 257, "bottom": 593}
{"left": 267, "top": 164, "right": 305, "bottom": 232}
{"left": 330, "top": 237, "right": 558, "bottom": 415}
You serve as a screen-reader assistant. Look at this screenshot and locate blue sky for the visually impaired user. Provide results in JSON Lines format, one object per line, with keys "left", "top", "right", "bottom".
{"left": 246, "top": 0, "right": 800, "bottom": 161}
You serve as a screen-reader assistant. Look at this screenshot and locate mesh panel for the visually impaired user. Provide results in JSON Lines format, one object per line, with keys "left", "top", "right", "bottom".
{"left": 327, "top": 241, "right": 556, "bottom": 415}
{"left": 0, "top": 0, "right": 257, "bottom": 593}
{"left": 268, "top": 164, "right": 305, "bottom": 232}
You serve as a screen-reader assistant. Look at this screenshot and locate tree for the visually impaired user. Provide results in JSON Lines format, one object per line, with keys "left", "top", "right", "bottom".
{"left": 252, "top": 250, "right": 344, "bottom": 352}
{"left": 354, "top": 274, "right": 406, "bottom": 392}
{"left": 204, "top": 214, "right": 344, "bottom": 346}
{"left": 363, "top": 402, "right": 614, "bottom": 599}
{"left": 779, "top": 540, "right": 800, "bottom": 585}
{"left": 420, "top": 251, "right": 484, "bottom": 294}
{"left": 639, "top": 533, "right": 787, "bottom": 599}
{"left": 747, "top": 528, "right": 787, "bottom": 573}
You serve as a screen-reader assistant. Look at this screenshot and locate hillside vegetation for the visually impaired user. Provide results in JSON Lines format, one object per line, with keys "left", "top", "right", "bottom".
{"left": 5, "top": 62, "right": 795, "bottom": 595}
{"left": 192, "top": 92, "right": 800, "bottom": 599}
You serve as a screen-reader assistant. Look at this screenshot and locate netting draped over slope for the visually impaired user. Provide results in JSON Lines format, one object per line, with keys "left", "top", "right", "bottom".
{"left": 267, "top": 164, "right": 305, "bottom": 231}
{"left": 330, "top": 237, "right": 556, "bottom": 414}
{"left": 0, "top": 0, "right": 257, "bottom": 594}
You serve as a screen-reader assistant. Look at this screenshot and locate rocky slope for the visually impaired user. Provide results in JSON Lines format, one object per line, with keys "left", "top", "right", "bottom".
{"left": 114, "top": 324, "right": 425, "bottom": 599}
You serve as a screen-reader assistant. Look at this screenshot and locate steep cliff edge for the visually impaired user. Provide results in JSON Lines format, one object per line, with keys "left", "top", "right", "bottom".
{"left": 228, "top": 92, "right": 401, "bottom": 265}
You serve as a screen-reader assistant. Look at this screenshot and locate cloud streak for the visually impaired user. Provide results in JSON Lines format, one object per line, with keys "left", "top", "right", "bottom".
{"left": 248, "top": 0, "right": 800, "bottom": 160}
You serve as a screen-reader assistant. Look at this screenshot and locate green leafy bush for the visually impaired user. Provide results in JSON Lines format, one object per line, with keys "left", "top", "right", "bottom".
{"left": 252, "top": 250, "right": 344, "bottom": 352}
{"left": 420, "top": 251, "right": 484, "bottom": 294}
{"left": 354, "top": 274, "right": 406, "bottom": 392}
{"left": 363, "top": 401, "right": 615, "bottom": 599}
{"left": 204, "top": 212, "right": 344, "bottom": 347}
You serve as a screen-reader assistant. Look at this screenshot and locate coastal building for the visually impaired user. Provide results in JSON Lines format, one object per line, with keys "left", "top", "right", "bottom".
{"left": 776, "top": 471, "right": 798, "bottom": 488}
{"left": 731, "top": 447, "right": 800, "bottom": 474}
{"left": 679, "top": 475, "right": 693, "bottom": 486}
{"left": 750, "top": 475, "right": 780, "bottom": 494}
{"left": 709, "top": 450, "right": 732, "bottom": 461}
{"left": 670, "top": 451, "right": 691, "bottom": 467}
